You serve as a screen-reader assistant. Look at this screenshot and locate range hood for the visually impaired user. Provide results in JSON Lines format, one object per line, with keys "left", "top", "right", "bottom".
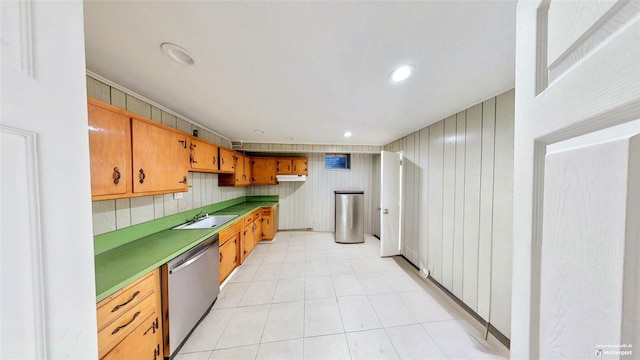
{"left": 276, "top": 175, "right": 307, "bottom": 182}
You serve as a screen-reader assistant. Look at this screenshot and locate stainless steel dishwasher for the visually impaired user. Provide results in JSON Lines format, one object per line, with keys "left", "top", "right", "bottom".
{"left": 163, "top": 234, "right": 219, "bottom": 358}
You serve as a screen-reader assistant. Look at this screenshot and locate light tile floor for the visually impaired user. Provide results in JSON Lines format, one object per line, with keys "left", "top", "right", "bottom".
{"left": 175, "top": 232, "right": 509, "bottom": 360}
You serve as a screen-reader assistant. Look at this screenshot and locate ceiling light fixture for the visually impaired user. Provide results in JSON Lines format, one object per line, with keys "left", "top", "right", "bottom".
{"left": 161, "top": 43, "right": 195, "bottom": 66}
{"left": 391, "top": 65, "right": 414, "bottom": 82}
{"left": 285, "top": 137, "right": 294, "bottom": 141}
{"left": 344, "top": 132, "right": 352, "bottom": 138}
{"left": 254, "top": 129, "right": 265, "bottom": 134}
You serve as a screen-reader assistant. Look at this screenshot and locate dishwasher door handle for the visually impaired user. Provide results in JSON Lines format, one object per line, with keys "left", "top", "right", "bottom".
{"left": 170, "top": 245, "right": 215, "bottom": 274}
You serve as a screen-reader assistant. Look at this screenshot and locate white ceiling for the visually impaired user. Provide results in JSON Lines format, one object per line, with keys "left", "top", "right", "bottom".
{"left": 83, "top": 1, "right": 516, "bottom": 146}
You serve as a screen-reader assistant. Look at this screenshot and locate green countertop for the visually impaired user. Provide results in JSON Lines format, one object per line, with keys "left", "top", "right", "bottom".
{"left": 95, "top": 200, "right": 277, "bottom": 302}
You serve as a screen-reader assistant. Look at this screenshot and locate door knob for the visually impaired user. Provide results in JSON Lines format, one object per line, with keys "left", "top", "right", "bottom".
{"left": 383, "top": 209, "right": 389, "bottom": 214}
{"left": 377, "top": 207, "right": 381, "bottom": 211}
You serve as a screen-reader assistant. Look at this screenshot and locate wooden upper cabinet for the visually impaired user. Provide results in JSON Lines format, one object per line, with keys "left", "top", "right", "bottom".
{"left": 276, "top": 157, "right": 308, "bottom": 175}
{"left": 276, "top": 159, "right": 293, "bottom": 174}
{"left": 218, "top": 147, "right": 235, "bottom": 173}
{"left": 292, "top": 158, "right": 308, "bottom": 175}
{"left": 251, "top": 158, "right": 277, "bottom": 185}
{"left": 189, "top": 138, "right": 218, "bottom": 172}
{"left": 218, "top": 151, "right": 251, "bottom": 187}
{"left": 88, "top": 99, "right": 132, "bottom": 200}
{"left": 131, "top": 118, "right": 189, "bottom": 194}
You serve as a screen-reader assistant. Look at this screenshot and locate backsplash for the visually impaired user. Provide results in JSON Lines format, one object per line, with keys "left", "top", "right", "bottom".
{"left": 87, "top": 75, "right": 245, "bottom": 236}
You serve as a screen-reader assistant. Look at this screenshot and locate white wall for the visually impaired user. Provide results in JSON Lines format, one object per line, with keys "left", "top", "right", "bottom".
{"left": 248, "top": 153, "right": 378, "bottom": 233}
{"left": 1, "top": 1, "right": 98, "bottom": 357}
{"left": 385, "top": 89, "right": 514, "bottom": 337}
{"left": 87, "top": 76, "right": 245, "bottom": 236}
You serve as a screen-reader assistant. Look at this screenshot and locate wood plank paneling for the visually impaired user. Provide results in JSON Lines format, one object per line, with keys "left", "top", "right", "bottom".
{"left": 477, "top": 98, "right": 496, "bottom": 320}
{"left": 491, "top": 90, "right": 515, "bottom": 336}
{"left": 417, "top": 127, "right": 430, "bottom": 272}
{"left": 462, "top": 103, "right": 482, "bottom": 311}
{"left": 442, "top": 116, "right": 457, "bottom": 290}
{"left": 384, "top": 90, "right": 514, "bottom": 338}
{"left": 428, "top": 121, "right": 444, "bottom": 281}
{"left": 453, "top": 111, "right": 466, "bottom": 298}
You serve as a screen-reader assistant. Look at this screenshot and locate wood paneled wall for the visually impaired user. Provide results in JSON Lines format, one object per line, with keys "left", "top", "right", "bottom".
{"left": 384, "top": 89, "right": 514, "bottom": 337}
{"left": 248, "top": 153, "right": 377, "bottom": 233}
{"left": 87, "top": 76, "right": 245, "bottom": 235}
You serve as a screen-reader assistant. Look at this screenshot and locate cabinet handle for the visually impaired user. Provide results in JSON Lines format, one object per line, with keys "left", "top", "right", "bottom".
{"left": 111, "top": 290, "right": 140, "bottom": 312}
{"left": 178, "top": 139, "right": 186, "bottom": 148}
{"left": 113, "top": 167, "right": 121, "bottom": 185}
{"left": 221, "top": 158, "right": 224, "bottom": 165}
{"left": 111, "top": 311, "right": 140, "bottom": 335}
{"left": 288, "top": 165, "right": 291, "bottom": 171}
{"left": 154, "top": 344, "right": 160, "bottom": 360}
{"left": 190, "top": 155, "right": 197, "bottom": 164}
{"left": 244, "top": 249, "right": 247, "bottom": 254}
{"left": 220, "top": 252, "right": 223, "bottom": 262}
{"left": 234, "top": 255, "right": 237, "bottom": 262}
{"left": 213, "top": 156, "right": 217, "bottom": 165}
{"left": 294, "top": 165, "right": 297, "bottom": 171}
{"left": 139, "top": 169, "right": 146, "bottom": 184}
{"left": 143, "top": 317, "right": 159, "bottom": 336}
{"left": 179, "top": 176, "right": 187, "bottom": 184}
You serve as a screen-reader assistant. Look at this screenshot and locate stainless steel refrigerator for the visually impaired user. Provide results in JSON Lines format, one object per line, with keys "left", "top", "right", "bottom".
{"left": 334, "top": 190, "right": 364, "bottom": 243}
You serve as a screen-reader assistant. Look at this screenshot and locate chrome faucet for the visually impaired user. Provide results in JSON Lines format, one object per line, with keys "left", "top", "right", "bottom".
{"left": 192, "top": 211, "right": 209, "bottom": 222}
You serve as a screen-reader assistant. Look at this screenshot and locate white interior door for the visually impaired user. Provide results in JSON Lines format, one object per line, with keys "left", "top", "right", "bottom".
{"left": 513, "top": 1, "right": 640, "bottom": 358}
{"left": 380, "top": 150, "right": 402, "bottom": 257}
{"left": 1, "top": 1, "right": 98, "bottom": 358}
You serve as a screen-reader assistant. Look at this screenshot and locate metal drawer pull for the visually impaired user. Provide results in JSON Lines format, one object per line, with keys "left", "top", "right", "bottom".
{"left": 113, "top": 167, "right": 121, "bottom": 185}
{"left": 111, "top": 290, "right": 140, "bottom": 312}
{"left": 143, "top": 317, "right": 159, "bottom": 335}
{"left": 178, "top": 139, "right": 186, "bottom": 148}
{"left": 111, "top": 311, "right": 140, "bottom": 335}
{"left": 179, "top": 176, "right": 187, "bottom": 184}
{"left": 139, "top": 169, "right": 146, "bottom": 183}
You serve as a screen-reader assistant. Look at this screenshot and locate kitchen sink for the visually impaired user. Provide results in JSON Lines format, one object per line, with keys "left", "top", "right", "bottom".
{"left": 172, "top": 214, "right": 238, "bottom": 230}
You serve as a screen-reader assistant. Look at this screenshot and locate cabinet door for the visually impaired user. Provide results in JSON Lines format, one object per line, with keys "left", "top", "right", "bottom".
{"left": 132, "top": 119, "right": 189, "bottom": 194}
{"left": 251, "top": 158, "right": 277, "bottom": 185}
{"left": 292, "top": 158, "right": 308, "bottom": 175}
{"left": 190, "top": 138, "right": 218, "bottom": 172}
{"left": 233, "top": 153, "right": 245, "bottom": 185}
{"left": 219, "top": 235, "right": 238, "bottom": 283}
{"left": 254, "top": 216, "right": 262, "bottom": 246}
{"left": 242, "top": 222, "right": 255, "bottom": 261}
{"left": 218, "top": 147, "right": 235, "bottom": 173}
{"left": 243, "top": 156, "right": 252, "bottom": 185}
{"left": 88, "top": 100, "right": 131, "bottom": 199}
{"left": 102, "top": 313, "right": 161, "bottom": 360}
{"left": 261, "top": 207, "right": 275, "bottom": 240}
{"left": 276, "top": 159, "right": 293, "bottom": 174}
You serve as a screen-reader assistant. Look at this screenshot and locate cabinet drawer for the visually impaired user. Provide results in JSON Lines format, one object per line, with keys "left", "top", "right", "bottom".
{"left": 102, "top": 312, "right": 161, "bottom": 360}
{"left": 253, "top": 211, "right": 261, "bottom": 221}
{"left": 219, "top": 219, "right": 241, "bottom": 245}
{"left": 97, "top": 271, "right": 157, "bottom": 330}
{"left": 261, "top": 208, "right": 272, "bottom": 216}
{"left": 244, "top": 214, "right": 253, "bottom": 226}
{"left": 98, "top": 293, "right": 157, "bottom": 358}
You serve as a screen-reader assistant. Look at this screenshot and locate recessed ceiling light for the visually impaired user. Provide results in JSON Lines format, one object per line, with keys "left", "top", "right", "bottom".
{"left": 254, "top": 129, "right": 265, "bottom": 134}
{"left": 285, "top": 137, "right": 294, "bottom": 141}
{"left": 391, "top": 65, "right": 414, "bottom": 82}
{"left": 344, "top": 132, "right": 352, "bottom": 138}
{"left": 161, "top": 43, "right": 195, "bottom": 66}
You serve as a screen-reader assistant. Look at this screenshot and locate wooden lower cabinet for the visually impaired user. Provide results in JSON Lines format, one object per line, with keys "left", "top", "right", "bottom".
{"left": 97, "top": 269, "right": 162, "bottom": 360}
{"left": 261, "top": 206, "right": 276, "bottom": 240}
{"left": 253, "top": 211, "right": 262, "bottom": 247}
{"left": 219, "top": 235, "right": 239, "bottom": 283}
